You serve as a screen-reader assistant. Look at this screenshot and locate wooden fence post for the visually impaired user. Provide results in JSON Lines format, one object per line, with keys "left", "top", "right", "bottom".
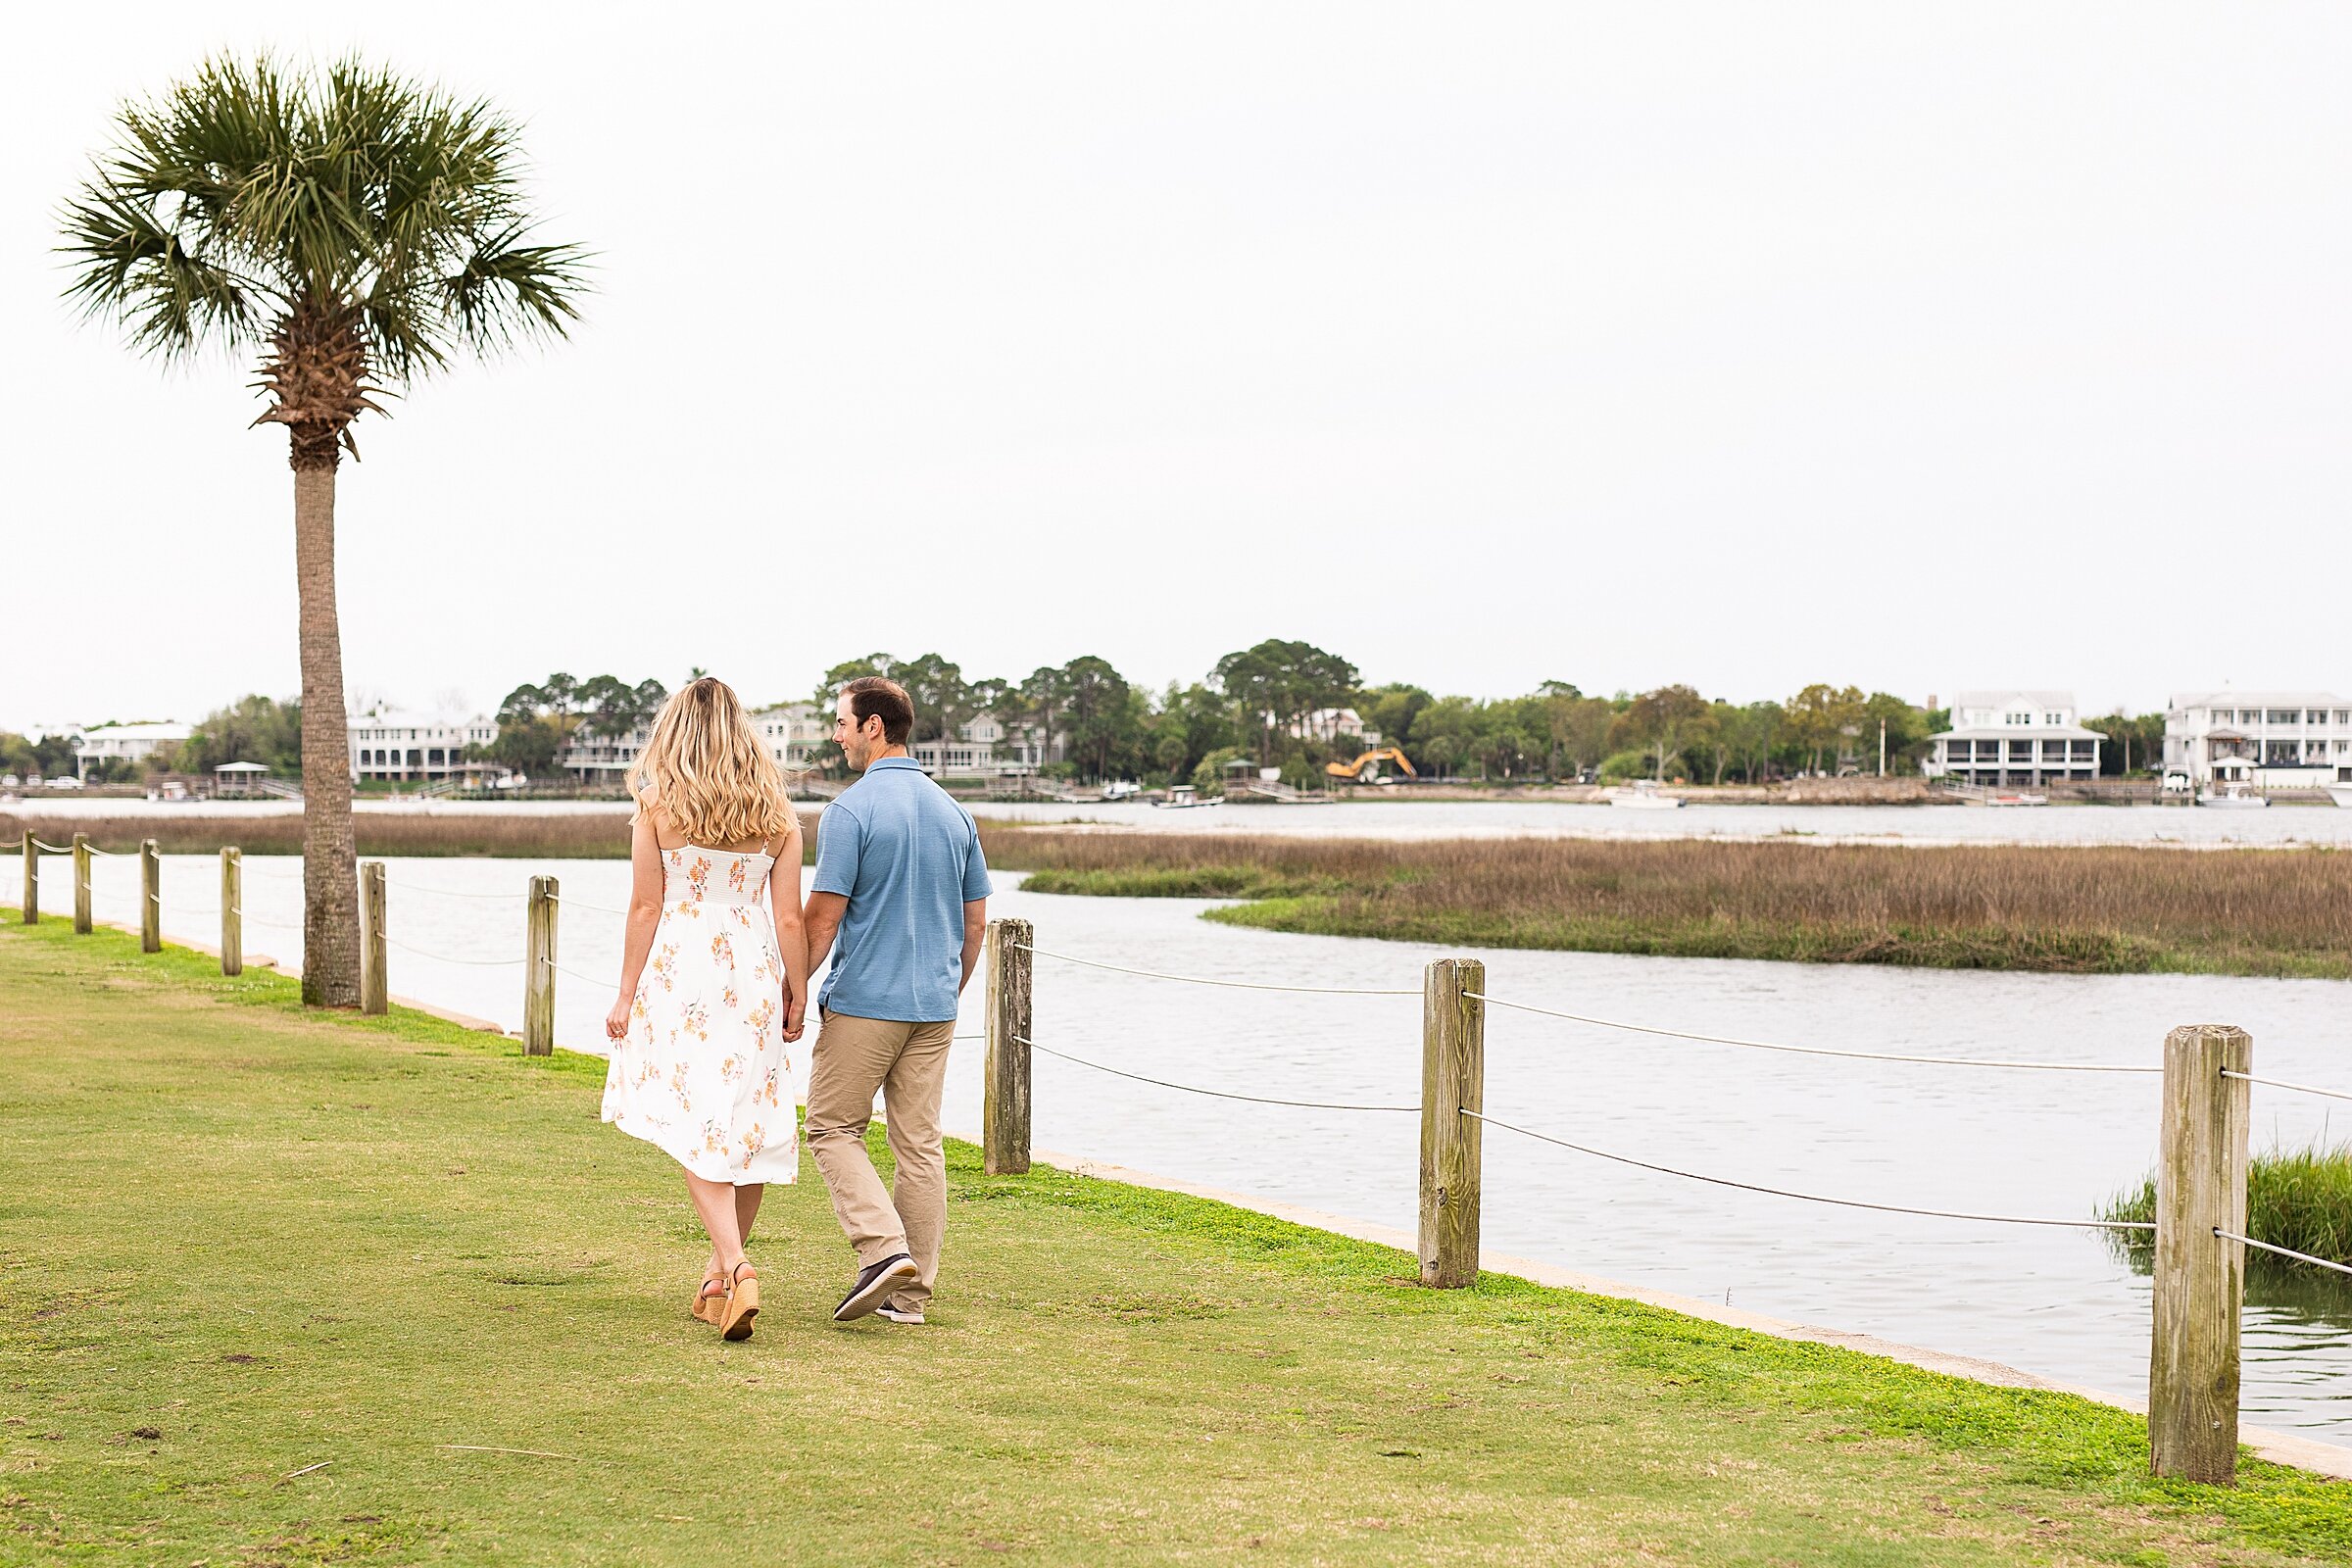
{"left": 139, "top": 839, "right": 161, "bottom": 953}
{"left": 220, "top": 848, "right": 243, "bottom": 977}
{"left": 522, "top": 874, "right": 557, "bottom": 1055}
{"left": 983, "top": 917, "right": 1034, "bottom": 1175}
{"left": 18, "top": 830, "right": 34, "bottom": 924}
{"left": 1419, "top": 956, "right": 1486, "bottom": 1288}
{"left": 72, "top": 834, "right": 91, "bottom": 934}
{"left": 360, "top": 860, "right": 387, "bottom": 1015}
{"left": 2149, "top": 1022, "right": 2251, "bottom": 1485}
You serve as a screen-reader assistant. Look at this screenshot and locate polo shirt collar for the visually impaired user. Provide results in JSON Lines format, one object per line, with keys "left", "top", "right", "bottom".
{"left": 865, "top": 757, "right": 922, "bottom": 772}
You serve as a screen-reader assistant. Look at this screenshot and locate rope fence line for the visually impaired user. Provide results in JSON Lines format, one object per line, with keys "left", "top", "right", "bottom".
{"left": 387, "top": 878, "right": 524, "bottom": 904}
{"left": 384, "top": 935, "right": 523, "bottom": 968}
{"left": 1016, "top": 1035, "right": 1419, "bottom": 1112}
{"left": 2221, "top": 1070, "right": 2352, "bottom": 1105}
{"left": 1466, "top": 992, "right": 2164, "bottom": 1075}
{"left": 1017, "top": 944, "right": 1418, "bottom": 998}
{"left": 29, "top": 839, "right": 74, "bottom": 854}
{"left": 1460, "top": 1108, "right": 2154, "bottom": 1232}
{"left": 2218, "top": 1230, "right": 2352, "bottom": 1280}
{"left": 545, "top": 892, "right": 632, "bottom": 915}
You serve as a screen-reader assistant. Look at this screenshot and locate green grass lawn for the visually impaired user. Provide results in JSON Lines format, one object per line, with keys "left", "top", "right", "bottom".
{"left": 3, "top": 914, "right": 2349, "bottom": 1565}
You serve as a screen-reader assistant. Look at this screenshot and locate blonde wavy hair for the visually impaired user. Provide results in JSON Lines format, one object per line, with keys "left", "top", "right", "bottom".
{"left": 632, "top": 677, "right": 793, "bottom": 847}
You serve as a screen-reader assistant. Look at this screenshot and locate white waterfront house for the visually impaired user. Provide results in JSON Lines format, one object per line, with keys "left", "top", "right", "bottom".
{"left": 1288, "top": 708, "right": 1368, "bottom": 743}
{"left": 554, "top": 702, "right": 1055, "bottom": 789}
{"left": 74, "top": 720, "right": 192, "bottom": 778}
{"left": 755, "top": 704, "right": 832, "bottom": 773}
{"left": 559, "top": 704, "right": 835, "bottom": 786}
{"left": 349, "top": 710, "right": 498, "bottom": 782}
{"left": 911, "top": 710, "right": 1058, "bottom": 781}
{"left": 559, "top": 721, "right": 651, "bottom": 785}
{"left": 2163, "top": 693, "right": 2352, "bottom": 787}
{"left": 1923, "top": 692, "right": 2102, "bottom": 787}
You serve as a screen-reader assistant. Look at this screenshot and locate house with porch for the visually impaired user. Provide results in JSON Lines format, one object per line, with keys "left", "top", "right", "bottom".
{"left": 74, "top": 720, "right": 191, "bottom": 779}
{"left": 349, "top": 710, "right": 500, "bottom": 783}
{"left": 2163, "top": 693, "right": 2352, "bottom": 787}
{"left": 1922, "top": 691, "right": 2102, "bottom": 787}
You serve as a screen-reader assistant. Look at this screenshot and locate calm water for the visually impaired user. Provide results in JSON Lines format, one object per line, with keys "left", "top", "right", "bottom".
{"left": 18, "top": 848, "right": 2352, "bottom": 1437}
{"left": 977, "top": 797, "right": 2352, "bottom": 847}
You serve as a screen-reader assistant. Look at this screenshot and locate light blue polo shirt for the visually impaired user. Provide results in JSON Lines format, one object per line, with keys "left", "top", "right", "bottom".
{"left": 812, "top": 757, "right": 994, "bottom": 1022}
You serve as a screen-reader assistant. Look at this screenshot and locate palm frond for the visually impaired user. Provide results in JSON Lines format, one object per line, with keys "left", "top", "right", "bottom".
{"left": 59, "top": 179, "right": 254, "bottom": 355}
{"left": 61, "top": 50, "right": 592, "bottom": 390}
{"left": 441, "top": 222, "right": 590, "bottom": 353}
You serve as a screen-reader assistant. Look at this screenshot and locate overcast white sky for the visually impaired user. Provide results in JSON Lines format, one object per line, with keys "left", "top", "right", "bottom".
{"left": 6, "top": 3, "right": 2347, "bottom": 731}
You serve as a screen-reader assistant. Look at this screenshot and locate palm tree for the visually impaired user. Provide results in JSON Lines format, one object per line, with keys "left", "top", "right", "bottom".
{"left": 60, "top": 56, "right": 588, "bottom": 1005}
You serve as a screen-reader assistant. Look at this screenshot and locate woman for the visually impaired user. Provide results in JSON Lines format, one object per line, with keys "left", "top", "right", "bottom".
{"left": 602, "top": 677, "right": 808, "bottom": 1341}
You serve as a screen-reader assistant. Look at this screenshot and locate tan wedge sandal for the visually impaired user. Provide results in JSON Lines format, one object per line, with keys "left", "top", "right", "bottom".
{"left": 718, "top": 1260, "right": 760, "bottom": 1343}
{"left": 690, "top": 1267, "right": 728, "bottom": 1325}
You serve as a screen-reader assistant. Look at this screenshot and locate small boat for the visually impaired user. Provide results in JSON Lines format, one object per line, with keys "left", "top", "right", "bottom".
{"left": 1607, "top": 780, "right": 1684, "bottom": 809}
{"left": 1984, "top": 792, "right": 2047, "bottom": 808}
{"left": 1101, "top": 780, "right": 1143, "bottom": 802}
{"left": 1154, "top": 784, "right": 1223, "bottom": 810}
{"left": 2328, "top": 783, "right": 2352, "bottom": 808}
{"left": 2197, "top": 782, "right": 2270, "bottom": 809}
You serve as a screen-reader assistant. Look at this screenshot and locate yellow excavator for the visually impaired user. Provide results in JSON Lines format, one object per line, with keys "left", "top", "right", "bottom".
{"left": 1325, "top": 747, "right": 1419, "bottom": 783}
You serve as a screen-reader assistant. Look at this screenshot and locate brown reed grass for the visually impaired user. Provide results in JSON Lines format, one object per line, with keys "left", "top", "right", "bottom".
{"left": 986, "top": 830, "right": 2352, "bottom": 977}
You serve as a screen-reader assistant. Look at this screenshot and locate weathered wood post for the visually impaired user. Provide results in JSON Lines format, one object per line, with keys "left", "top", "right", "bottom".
{"left": 18, "top": 830, "right": 34, "bottom": 924}
{"left": 1419, "top": 956, "right": 1486, "bottom": 1288}
{"left": 522, "top": 874, "right": 557, "bottom": 1055}
{"left": 72, "top": 834, "right": 92, "bottom": 934}
{"left": 2150, "top": 1023, "right": 2252, "bottom": 1485}
{"left": 220, "top": 847, "right": 242, "bottom": 977}
{"left": 360, "top": 860, "right": 387, "bottom": 1015}
{"left": 983, "top": 917, "right": 1034, "bottom": 1175}
{"left": 139, "top": 839, "right": 161, "bottom": 953}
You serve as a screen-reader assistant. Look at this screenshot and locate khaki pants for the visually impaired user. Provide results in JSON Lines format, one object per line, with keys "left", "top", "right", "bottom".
{"left": 805, "top": 1011, "right": 957, "bottom": 1311}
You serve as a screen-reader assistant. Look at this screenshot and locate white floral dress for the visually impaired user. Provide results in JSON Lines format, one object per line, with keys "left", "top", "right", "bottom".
{"left": 601, "top": 846, "right": 798, "bottom": 1185}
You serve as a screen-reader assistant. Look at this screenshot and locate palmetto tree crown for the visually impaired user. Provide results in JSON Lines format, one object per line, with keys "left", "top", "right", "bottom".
{"left": 60, "top": 54, "right": 588, "bottom": 466}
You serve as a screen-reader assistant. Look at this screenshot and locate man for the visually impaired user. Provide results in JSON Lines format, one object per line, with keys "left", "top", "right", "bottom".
{"left": 803, "top": 676, "right": 992, "bottom": 1324}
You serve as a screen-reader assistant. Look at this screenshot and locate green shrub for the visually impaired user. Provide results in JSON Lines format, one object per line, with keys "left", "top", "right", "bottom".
{"left": 1598, "top": 749, "right": 1649, "bottom": 783}
{"left": 2102, "top": 1140, "right": 2352, "bottom": 1271}
{"left": 1191, "top": 747, "right": 1248, "bottom": 795}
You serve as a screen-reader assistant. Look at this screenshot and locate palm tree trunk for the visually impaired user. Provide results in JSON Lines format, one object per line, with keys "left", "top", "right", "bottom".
{"left": 293, "top": 464, "right": 361, "bottom": 1006}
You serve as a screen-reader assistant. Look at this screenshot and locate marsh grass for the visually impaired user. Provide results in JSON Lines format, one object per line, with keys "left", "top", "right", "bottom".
{"left": 992, "top": 831, "right": 2352, "bottom": 977}
{"left": 2103, "top": 1141, "right": 2352, "bottom": 1274}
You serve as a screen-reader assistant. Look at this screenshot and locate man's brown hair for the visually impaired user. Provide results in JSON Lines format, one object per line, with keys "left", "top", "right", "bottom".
{"left": 841, "top": 676, "right": 915, "bottom": 747}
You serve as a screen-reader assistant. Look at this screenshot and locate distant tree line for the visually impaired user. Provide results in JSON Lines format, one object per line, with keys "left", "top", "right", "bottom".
{"left": 791, "top": 644, "right": 1970, "bottom": 788}
{"left": 478, "top": 673, "right": 669, "bottom": 774}
{"left": 34, "top": 657, "right": 2174, "bottom": 790}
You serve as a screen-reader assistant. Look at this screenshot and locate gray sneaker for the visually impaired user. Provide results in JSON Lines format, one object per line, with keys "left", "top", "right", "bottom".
{"left": 874, "top": 1303, "right": 925, "bottom": 1325}
{"left": 834, "top": 1253, "right": 919, "bottom": 1322}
